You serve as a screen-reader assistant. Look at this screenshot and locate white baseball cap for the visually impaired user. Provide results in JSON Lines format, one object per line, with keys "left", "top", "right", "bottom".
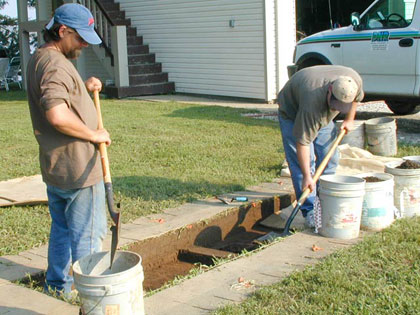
{"left": 330, "top": 76, "right": 358, "bottom": 113}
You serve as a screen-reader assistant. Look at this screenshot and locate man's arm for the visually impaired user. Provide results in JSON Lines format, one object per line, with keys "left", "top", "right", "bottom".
{"left": 296, "top": 143, "right": 315, "bottom": 192}
{"left": 340, "top": 102, "right": 358, "bottom": 133}
{"left": 45, "top": 103, "right": 111, "bottom": 145}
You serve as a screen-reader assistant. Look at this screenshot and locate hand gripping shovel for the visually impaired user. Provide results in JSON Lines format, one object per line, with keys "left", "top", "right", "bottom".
{"left": 257, "top": 129, "right": 346, "bottom": 243}
{"left": 93, "top": 90, "right": 120, "bottom": 268}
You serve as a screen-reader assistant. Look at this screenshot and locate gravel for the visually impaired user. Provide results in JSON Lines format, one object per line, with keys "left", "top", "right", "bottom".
{"left": 244, "top": 101, "right": 420, "bottom": 146}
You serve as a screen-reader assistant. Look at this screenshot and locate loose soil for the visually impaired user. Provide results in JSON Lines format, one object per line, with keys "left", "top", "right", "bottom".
{"left": 127, "top": 194, "right": 293, "bottom": 291}
{"left": 363, "top": 176, "right": 383, "bottom": 182}
{"left": 397, "top": 160, "right": 420, "bottom": 169}
{"left": 15, "top": 194, "right": 295, "bottom": 296}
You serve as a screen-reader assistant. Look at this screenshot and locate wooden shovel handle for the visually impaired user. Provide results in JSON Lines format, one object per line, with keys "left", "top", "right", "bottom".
{"left": 297, "top": 128, "right": 346, "bottom": 203}
{"left": 93, "top": 90, "right": 111, "bottom": 184}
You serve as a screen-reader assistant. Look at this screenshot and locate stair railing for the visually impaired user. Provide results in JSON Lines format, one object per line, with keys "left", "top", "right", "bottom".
{"left": 77, "top": 0, "right": 114, "bottom": 61}
{"left": 74, "top": 0, "right": 129, "bottom": 87}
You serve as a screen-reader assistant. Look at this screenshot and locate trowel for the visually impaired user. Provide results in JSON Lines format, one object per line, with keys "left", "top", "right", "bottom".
{"left": 93, "top": 91, "right": 121, "bottom": 268}
{"left": 257, "top": 129, "right": 346, "bottom": 242}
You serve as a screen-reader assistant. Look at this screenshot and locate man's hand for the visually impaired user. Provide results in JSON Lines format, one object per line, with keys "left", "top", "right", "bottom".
{"left": 340, "top": 120, "right": 354, "bottom": 134}
{"left": 297, "top": 143, "right": 315, "bottom": 192}
{"left": 302, "top": 175, "right": 316, "bottom": 192}
{"left": 85, "top": 77, "right": 102, "bottom": 92}
{"left": 91, "top": 128, "right": 111, "bottom": 146}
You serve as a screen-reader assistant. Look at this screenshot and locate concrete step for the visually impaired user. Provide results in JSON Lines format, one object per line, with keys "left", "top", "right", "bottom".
{"left": 113, "top": 18, "right": 131, "bottom": 26}
{"left": 129, "top": 54, "right": 156, "bottom": 64}
{"left": 99, "top": 1, "right": 120, "bottom": 11}
{"left": 105, "top": 82, "right": 175, "bottom": 98}
{"left": 127, "top": 35, "right": 143, "bottom": 46}
{"left": 129, "top": 63, "right": 162, "bottom": 75}
{"left": 128, "top": 45, "right": 149, "bottom": 55}
{"left": 129, "top": 72, "right": 169, "bottom": 85}
{"left": 107, "top": 10, "right": 125, "bottom": 20}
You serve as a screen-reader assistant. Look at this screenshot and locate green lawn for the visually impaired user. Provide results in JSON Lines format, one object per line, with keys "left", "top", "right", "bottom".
{"left": 2, "top": 89, "right": 420, "bottom": 313}
{"left": 214, "top": 216, "right": 420, "bottom": 315}
{"left": 0, "top": 90, "right": 283, "bottom": 255}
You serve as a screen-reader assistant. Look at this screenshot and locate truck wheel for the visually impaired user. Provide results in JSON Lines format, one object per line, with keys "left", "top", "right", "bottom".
{"left": 386, "top": 101, "right": 417, "bottom": 115}
{"left": 297, "top": 59, "right": 324, "bottom": 71}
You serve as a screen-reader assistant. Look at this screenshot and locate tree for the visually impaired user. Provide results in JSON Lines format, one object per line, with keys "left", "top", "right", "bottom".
{"left": 0, "top": 0, "right": 36, "bottom": 57}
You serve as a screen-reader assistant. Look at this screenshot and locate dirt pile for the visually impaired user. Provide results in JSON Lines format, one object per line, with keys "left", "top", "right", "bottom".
{"left": 397, "top": 160, "right": 420, "bottom": 169}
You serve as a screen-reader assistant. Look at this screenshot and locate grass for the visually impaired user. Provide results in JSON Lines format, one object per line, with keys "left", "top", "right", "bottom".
{"left": 0, "top": 90, "right": 283, "bottom": 255}
{"left": 2, "top": 89, "right": 420, "bottom": 312}
{"left": 214, "top": 216, "right": 420, "bottom": 314}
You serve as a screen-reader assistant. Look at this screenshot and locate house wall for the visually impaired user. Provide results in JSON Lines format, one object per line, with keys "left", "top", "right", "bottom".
{"left": 277, "top": 0, "right": 296, "bottom": 89}
{"left": 117, "top": 0, "right": 268, "bottom": 100}
{"left": 264, "top": 0, "right": 277, "bottom": 101}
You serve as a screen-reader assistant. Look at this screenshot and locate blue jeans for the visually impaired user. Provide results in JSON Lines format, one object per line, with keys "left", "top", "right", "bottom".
{"left": 278, "top": 114, "right": 339, "bottom": 217}
{"left": 45, "top": 181, "right": 107, "bottom": 294}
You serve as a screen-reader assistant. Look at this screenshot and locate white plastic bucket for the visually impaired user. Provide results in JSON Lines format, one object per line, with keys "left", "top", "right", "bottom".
{"left": 319, "top": 175, "right": 365, "bottom": 239}
{"left": 385, "top": 160, "right": 420, "bottom": 218}
{"left": 356, "top": 173, "right": 395, "bottom": 231}
{"left": 335, "top": 120, "right": 365, "bottom": 149}
{"left": 73, "top": 251, "right": 144, "bottom": 315}
{"left": 365, "top": 117, "right": 397, "bottom": 156}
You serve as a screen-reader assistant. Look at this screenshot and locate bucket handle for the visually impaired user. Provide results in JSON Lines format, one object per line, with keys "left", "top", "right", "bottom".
{"left": 399, "top": 189, "right": 409, "bottom": 218}
{"left": 81, "top": 285, "right": 112, "bottom": 315}
{"left": 78, "top": 284, "right": 113, "bottom": 296}
{"left": 393, "top": 206, "right": 402, "bottom": 219}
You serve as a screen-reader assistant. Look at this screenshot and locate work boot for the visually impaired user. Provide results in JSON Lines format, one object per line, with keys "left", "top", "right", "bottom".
{"left": 304, "top": 210, "right": 315, "bottom": 229}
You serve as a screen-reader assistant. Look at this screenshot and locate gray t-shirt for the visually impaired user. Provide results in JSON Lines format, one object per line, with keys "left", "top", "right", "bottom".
{"left": 27, "top": 48, "right": 102, "bottom": 189}
{"left": 277, "top": 65, "right": 364, "bottom": 145}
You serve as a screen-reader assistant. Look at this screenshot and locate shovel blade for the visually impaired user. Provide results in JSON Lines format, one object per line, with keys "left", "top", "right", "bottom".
{"left": 254, "top": 229, "right": 292, "bottom": 244}
{"left": 254, "top": 202, "right": 302, "bottom": 244}
{"left": 109, "top": 213, "right": 120, "bottom": 268}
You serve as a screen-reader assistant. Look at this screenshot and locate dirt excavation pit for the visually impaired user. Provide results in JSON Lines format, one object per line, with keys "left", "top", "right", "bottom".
{"left": 127, "top": 194, "right": 293, "bottom": 291}
{"left": 14, "top": 194, "right": 294, "bottom": 295}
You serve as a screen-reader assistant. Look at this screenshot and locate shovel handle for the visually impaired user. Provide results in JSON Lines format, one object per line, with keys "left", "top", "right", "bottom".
{"left": 93, "top": 91, "right": 111, "bottom": 184}
{"left": 93, "top": 91, "right": 119, "bottom": 224}
{"left": 297, "top": 128, "right": 346, "bottom": 204}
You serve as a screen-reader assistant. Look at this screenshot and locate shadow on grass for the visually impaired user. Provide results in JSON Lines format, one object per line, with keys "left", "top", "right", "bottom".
{"left": 113, "top": 175, "right": 245, "bottom": 201}
{"left": 0, "top": 89, "right": 27, "bottom": 101}
{"left": 166, "top": 105, "right": 279, "bottom": 129}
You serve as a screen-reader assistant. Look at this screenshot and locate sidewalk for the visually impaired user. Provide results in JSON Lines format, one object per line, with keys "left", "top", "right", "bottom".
{"left": 0, "top": 176, "right": 365, "bottom": 314}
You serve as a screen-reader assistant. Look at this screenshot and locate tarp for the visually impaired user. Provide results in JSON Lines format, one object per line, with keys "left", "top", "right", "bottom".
{"left": 281, "top": 144, "right": 402, "bottom": 177}
{"left": 0, "top": 175, "right": 47, "bottom": 207}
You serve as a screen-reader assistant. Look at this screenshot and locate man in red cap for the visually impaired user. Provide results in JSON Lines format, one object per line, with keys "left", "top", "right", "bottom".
{"left": 26, "top": 3, "right": 110, "bottom": 296}
{"left": 277, "top": 65, "right": 364, "bottom": 228}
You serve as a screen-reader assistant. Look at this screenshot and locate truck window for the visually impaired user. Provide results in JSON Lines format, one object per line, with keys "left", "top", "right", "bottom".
{"left": 359, "top": 0, "right": 415, "bottom": 30}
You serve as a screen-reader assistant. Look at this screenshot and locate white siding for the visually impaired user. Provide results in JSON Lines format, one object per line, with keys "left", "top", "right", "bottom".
{"left": 264, "top": 0, "right": 277, "bottom": 101}
{"left": 276, "top": 0, "right": 296, "bottom": 91}
{"left": 117, "top": 0, "right": 267, "bottom": 99}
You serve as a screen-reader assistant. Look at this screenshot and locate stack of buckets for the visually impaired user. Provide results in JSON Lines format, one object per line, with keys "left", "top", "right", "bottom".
{"left": 319, "top": 117, "right": 419, "bottom": 240}
{"left": 334, "top": 117, "right": 397, "bottom": 155}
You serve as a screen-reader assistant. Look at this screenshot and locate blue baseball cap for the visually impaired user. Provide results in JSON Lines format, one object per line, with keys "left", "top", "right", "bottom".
{"left": 45, "top": 3, "right": 102, "bottom": 45}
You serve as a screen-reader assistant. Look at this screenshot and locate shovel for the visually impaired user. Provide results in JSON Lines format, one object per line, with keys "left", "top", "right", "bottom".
{"left": 93, "top": 90, "right": 120, "bottom": 268}
{"left": 257, "top": 128, "right": 346, "bottom": 242}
